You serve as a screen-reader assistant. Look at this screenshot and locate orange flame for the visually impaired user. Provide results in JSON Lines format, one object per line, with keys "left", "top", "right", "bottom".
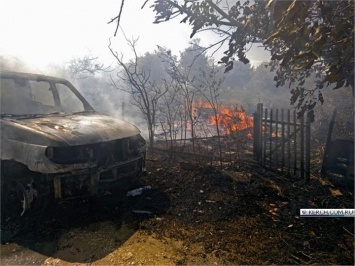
{"left": 195, "top": 99, "right": 253, "bottom": 136}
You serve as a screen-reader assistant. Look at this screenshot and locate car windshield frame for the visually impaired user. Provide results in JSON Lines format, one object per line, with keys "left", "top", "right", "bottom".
{"left": 0, "top": 73, "right": 95, "bottom": 117}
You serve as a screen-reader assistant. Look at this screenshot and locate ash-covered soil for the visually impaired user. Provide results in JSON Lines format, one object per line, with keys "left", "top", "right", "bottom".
{"left": 1, "top": 152, "right": 354, "bottom": 265}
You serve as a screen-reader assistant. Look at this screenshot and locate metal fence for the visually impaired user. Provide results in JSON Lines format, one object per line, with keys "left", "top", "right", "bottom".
{"left": 253, "top": 103, "right": 311, "bottom": 180}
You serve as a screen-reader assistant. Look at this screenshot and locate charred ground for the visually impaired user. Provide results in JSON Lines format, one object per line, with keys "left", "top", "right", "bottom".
{"left": 1, "top": 150, "right": 354, "bottom": 265}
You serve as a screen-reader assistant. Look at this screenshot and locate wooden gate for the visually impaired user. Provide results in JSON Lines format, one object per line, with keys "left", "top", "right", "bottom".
{"left": 253, "top": 103, "right": 311, "bottom": 181}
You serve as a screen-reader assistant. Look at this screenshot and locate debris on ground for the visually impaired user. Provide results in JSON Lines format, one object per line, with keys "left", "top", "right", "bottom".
{"left": 1, "top": 152, "right": 353, "bottom": 265}
{"left": 126, "top": 185, "right": 152, "bottom": 197}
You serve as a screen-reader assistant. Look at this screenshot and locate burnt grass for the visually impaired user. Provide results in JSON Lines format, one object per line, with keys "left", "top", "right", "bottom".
{"left": 1, "top": 150, "right": 354, "bottom": 265}
{"left": 139, "top": 151, "right": 354, "bottom": 265}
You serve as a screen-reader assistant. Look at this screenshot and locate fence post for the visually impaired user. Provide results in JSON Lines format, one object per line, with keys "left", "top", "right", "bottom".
{"left": 253, "top": 103, "right": 263, "bottom": 161}
{"left": 281, "top": 109, "right": 285, "bottom": 173}
{"left": 287, "top": 110, "right": 291, "bottom": 176}
{"left": 321, "top": 109, "right": 337, "bottom": 176}
{"left": 306, "top": 116, "right": 311, "bottom": 182}
{"left": 253, "top": 112, "right": 260, "bottom": 160}
{"left": 275, "top": 109, "right": 279, "bottom": 169}
{"left": 258, "top": 103, "right": 263, "bottom": 163}
{"left": 300, "top": 114, "right": 305, "bottom": 179}
{"left": 263, "top": 108, "right": 268, "bottom": 167}
{"left": 270, "top": 109, "right": 273, "bottom": 168}
{"left": 293, "top": 110, "right": 297, "bottom": 175}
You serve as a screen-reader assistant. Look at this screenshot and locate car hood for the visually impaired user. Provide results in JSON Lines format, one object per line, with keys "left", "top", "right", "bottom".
{"left": 4, "top": 113, "right": 141, "bottom": 146}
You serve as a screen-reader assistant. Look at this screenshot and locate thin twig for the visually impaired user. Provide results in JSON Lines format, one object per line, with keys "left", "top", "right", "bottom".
{"left": 141, "top": 0, "right": 149, "bottom": 9}
{"left": 298, "top": 251, "right": 312, "bottom": 260}
{"left": 108, "top": 0, "right": 125, "bottom": 37}
{"left": 290, "top": 253, "right": 307, "bottom": 265}
{"left": 279, "top": 233, "right": 292, "bottom": 248}
{"left": 343, "top": 227, "right": 354, "bottom": 237}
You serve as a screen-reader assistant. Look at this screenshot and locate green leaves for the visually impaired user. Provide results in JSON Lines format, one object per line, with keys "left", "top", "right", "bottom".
{"left": 225, "top": 61, "right": 234, "bottom": 73}
{"left": 333, "top": 80, "right": 347, "bottom": 90}
{"left": 292, "top": 59, "right": 314, "bottom": 71}
{"left": 147, "top": 0, "right": 354, "bottom": 122}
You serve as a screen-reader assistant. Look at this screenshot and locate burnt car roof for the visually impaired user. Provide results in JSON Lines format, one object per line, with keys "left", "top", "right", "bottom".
{"left": 0, "top": 71, "right": 69, "bottom": 83}
{"left": 1, "top": 71, "right": 142, "bottom": 146}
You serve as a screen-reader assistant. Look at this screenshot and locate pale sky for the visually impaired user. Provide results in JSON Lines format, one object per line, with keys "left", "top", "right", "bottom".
{"left": 1, "top": 0, "right": 269, "bottom": 72}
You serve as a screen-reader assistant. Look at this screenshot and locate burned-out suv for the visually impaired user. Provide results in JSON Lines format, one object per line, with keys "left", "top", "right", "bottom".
{"left": 0, "top": 71, "right": 146, "bottom": 216}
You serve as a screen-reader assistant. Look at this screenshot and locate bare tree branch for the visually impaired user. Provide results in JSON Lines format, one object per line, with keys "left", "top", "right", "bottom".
{"left": 67, "top": 55, "right": 112, "bottom": 78}
{"left": 108, "top": 0, "right": 125, "bottom": 37}
{"left": 108, "top": 37, "right": 168, "bottom": 148}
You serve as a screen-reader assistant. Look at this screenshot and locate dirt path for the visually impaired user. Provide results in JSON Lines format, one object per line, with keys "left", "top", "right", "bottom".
{"left": 1, "top": 155, "right": 354, "bottom": 265}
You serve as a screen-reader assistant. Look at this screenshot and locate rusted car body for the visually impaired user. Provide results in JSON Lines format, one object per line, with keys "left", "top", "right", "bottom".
{"left": 0, "top": 71, "right": 146, "bottom": 216}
